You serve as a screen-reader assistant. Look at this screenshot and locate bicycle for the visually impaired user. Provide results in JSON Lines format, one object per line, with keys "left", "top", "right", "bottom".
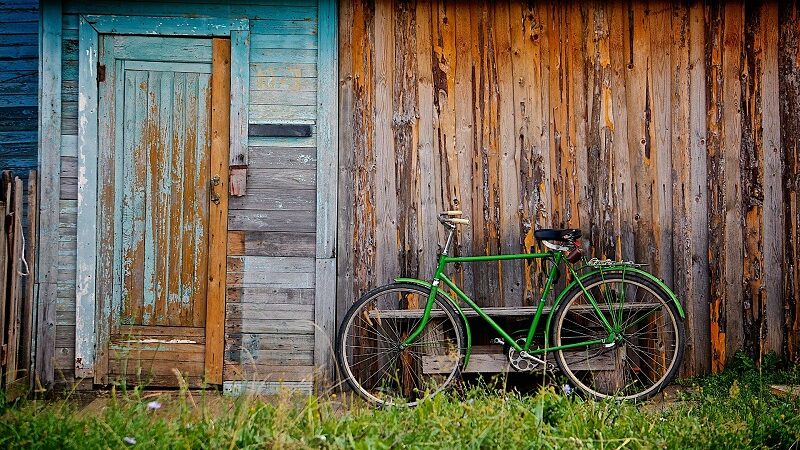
{"left": 335, "top": 211, "right": 686, "bottom": 406}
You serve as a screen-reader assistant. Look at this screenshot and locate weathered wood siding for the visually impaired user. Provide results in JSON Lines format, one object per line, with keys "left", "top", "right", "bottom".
{"left": 0, "top": 0, "right": 38, "bottom": 180}
{"left": 53, "top": 0, "right": 320, "bottom": 391}
{"left": 338, "top": 0, "right": 800, "bottom": 376}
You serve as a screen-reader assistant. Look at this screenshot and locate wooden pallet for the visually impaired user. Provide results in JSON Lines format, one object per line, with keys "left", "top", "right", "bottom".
{"left": 368, "top": 302, "right": 662, "bottom": 319}
{"left": 422, "top": 345, "right": 616, "bottom": 374}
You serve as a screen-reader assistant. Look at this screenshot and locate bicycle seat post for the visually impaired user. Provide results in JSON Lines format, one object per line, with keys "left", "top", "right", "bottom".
{"left": 438, "top": 210, "right": 467, "bottom": 256}
{"left": 442, "top": 224, "right": 456, "bottom": 256}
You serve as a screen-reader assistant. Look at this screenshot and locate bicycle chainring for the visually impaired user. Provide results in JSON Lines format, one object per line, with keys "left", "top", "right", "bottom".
{"left": 506, "top": 338, "right": 541, "bottom": 372}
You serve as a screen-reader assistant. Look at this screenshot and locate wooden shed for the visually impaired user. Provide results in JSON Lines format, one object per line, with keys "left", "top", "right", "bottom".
{"left": 0, "top": 0, "right": 798, "bottom": 394}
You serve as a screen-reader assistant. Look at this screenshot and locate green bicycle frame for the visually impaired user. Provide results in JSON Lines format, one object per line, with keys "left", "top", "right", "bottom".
{"left": 400, "top": 249, "right": 614, "bottom": 359}
{"left": 397, "top": 224, "right": 685, "bottom": 368}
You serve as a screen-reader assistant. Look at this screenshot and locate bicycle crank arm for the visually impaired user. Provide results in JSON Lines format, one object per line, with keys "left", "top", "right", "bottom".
{"left": 519, "top": 351, "right": 547, "bottom": 366}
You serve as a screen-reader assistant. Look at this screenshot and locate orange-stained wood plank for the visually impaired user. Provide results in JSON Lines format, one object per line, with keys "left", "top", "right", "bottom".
{"left": 206, "top": 37, "right": 231, "bottom": 385}
{"left": 707, "top": 2, "right": 727, "bottom": 374}
{"left": 227, "top": 230, "right": 246, "bottom": 255}
{"left": 191, "top": 73, "right": 212, "bottom": 328}
{"left": 741, "top": 2, "right": 766, "bottom": 361}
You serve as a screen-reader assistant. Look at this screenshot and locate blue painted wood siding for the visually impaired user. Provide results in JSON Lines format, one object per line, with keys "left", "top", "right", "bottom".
{"left": 0, "top": 0, "right": 38, "bottom": 179}
{"left": 55, "top": 0, "right": 321, "bottom": 389}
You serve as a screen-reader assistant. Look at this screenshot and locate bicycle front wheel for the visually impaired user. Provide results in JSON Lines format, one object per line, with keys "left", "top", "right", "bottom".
{"left": 336, "top": 283, "right": 465, "bottom": 407}
{"left": 551, "top": 271, "right": 685, "bottom": 401}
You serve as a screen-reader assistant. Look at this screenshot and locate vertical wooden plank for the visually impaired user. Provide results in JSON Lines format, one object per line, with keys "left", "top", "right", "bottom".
{"left": 467, "top": 2, "right": 498, "bottom": 306}
{"left": 0, "top": 193, "right": 6, "bottom": 382}
{"left": 206, "top": 38, "right": 231, "bottom": 385}
{"left": 181, "top": 73, "right": 199, "bottom": 327}
{"left": 779, "top": 1, "right": 800, "bottom": 364}
{"left": 317, "top": 0, "right": 339, "bottom": 262}
{"left": 687, "top": 2, "right": 710, "bottom": 374}
{"left": 510, "top": 2, "right": 549, "bottom": 303}
{"left": 453, "top": 3, "right": 474, "bottom": 294}
{"left": 433, "top": 0, "right": 457, "bottom": 208}
{"left": 707, "top": 2, "right": 727, "bottom": 373}
{"left": 122, "top": 69, "right": 148, "bottom": 326}
{"left": 374, "top": 0, "right": 398, "bottom": 286}
{"left": 741, "top": 2, "right": 766, "bottom": 360}
{"left": 36, "top": 0, "right": 62, "bottom": 390}
{"left": 608, "top": 2, "right": 634, "bottom": 262}
{"left": 546, "top": 3, "right": 569, "bottom": 230}
{"left": 150, "top": 71, "right": 171, "bottom": 326}
{"left": 494, "top": 3, "right": 522, "bottom": 307}
{"left": 709, "top": 2, "right": 745, "bottom": 372}
{"left": 142, "top": 71, "right": 159, "bottom": 325}
{"left": 624, "top": 1, "right": 657, "bottom": 270}
{"left": 432, "top": 0, "right": 458, "bottom": 276}
{"left": 315, "top": 0, "right": 338, "bottom": 389}
{"left": 229, "top": 29, "right": 250, "bottom": 196}
{"left": 415, "top": 1, "right": 439, "bottom": 278}
{"left": 583, "top": 5, "right": 616, "bottom": 260}
{"left": 22, "top": 172, "right": 38, "bottom": 385}
{"left": 335, "top": 0, "right": 355, "bottom": 330}
{"left": 567, "top": 3, "right": 590, "bottom": 233}
{"left": 94, "top": 36, "right": 120, "bottom": 385}
{"left": 670, "top": 1, "right": 694, "bottom": 375}
{"left": 5, "top": 177, "right": 23, "bottom": 386}
{"left": 760, "top": 2, "right": 784, "bottom": 356}
{"left": 649, "top": 0, "right": 674, "bottom": 286}
{"left": 346, "top": 0, "right": 376, "bottom": 312}
{"left": 722, "top": 3, "right": 744, "bottom": 365}
{"left": 191, "top": 73, "right": 212, "bottom": 329}
{"left": 165, "top": 71, "right": 185, "bottom": 326}
{"left": 393, "top": 0, "right": 419, "bottom": 282}
{"left": 74, "top": 17, "right": 99, "bottom": 379}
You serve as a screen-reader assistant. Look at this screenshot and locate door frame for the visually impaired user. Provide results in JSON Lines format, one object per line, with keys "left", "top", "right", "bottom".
{"left": 74, "top": 15, "right": 249, "bottom": 384}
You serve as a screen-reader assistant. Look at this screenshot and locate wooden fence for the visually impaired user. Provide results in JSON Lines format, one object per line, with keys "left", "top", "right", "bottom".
{"left": 1, "top": 170, "right": 36, "bottom": 399}
{"left": 337, "top": 0, "right": 800, "bottom": 376}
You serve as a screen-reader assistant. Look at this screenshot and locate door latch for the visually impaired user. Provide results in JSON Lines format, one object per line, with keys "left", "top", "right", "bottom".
{"left": 210, "top": 175, "right": 221, "bottom": 205}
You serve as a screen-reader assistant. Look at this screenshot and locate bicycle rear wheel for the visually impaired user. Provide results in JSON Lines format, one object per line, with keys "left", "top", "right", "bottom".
{"left": 550, "top": 272, "right": 685, "bottom": 401}
{"left": 336, "top": 283, "right": 465, "bottom": 407}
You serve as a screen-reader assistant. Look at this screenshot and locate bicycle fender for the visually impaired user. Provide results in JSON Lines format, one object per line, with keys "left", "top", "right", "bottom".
{"left": 394, "top": 277, "right": 472, "bottom": 366}
{"left": 552, "top": 267, "right": 686, "bottom": 319}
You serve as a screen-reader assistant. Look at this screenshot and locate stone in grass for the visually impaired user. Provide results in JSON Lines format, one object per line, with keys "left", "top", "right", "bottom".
{"left": 769, "top": 385, "right": 800, "bottom": 399}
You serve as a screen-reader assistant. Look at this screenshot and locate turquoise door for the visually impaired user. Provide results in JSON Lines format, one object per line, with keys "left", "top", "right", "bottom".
{"left": 99, "top": 35, "right": 215, "bottom": 386}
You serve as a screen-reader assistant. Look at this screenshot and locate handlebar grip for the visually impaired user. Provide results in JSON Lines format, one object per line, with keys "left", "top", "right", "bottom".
{"left": 443, "top": 210, "right": 463, "bottom": 216}
{"left": 449, "top": 218, "right": 470, "bottom": 225}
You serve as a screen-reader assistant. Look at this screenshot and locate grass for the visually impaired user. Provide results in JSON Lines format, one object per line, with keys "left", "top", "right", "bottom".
{"left": 1, "top": 353, "right": 799, "bottom": 449}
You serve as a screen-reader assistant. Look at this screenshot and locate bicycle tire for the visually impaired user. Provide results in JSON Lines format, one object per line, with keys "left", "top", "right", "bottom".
{"left": 335, "top": 283, "right": 466, "bottom": 407}
{"left": 550, "top": 271, "right": 685, "bottom": 401}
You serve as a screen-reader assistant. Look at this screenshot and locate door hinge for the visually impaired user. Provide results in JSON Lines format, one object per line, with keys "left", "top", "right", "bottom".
{"left": 97, "top": 63, "right": 106, "bottom": 82}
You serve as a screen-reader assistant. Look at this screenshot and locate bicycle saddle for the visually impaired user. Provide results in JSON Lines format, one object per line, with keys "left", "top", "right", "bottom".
{"left": 533, "top": 228, "right": 582, "bottom": 242}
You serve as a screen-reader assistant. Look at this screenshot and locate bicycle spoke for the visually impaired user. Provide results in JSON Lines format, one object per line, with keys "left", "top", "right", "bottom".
{"left": 553, "top": 273, "right": 682, "bottom": 401}
{"left": 338, "top": 286, "right": 464, "bottom": 406}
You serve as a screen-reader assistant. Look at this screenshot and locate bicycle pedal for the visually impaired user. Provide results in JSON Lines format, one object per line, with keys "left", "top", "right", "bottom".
{"left": 490, "top": 338, "right": 504, "bottom": 345}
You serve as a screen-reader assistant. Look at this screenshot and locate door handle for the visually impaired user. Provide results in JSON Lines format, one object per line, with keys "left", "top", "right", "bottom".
{"left": 210, "top": 175, "right": 221, "bottom": 205}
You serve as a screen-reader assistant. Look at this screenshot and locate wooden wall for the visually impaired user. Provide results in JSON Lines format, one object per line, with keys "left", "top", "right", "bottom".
{"left": 338, "top": 0, "right": 800, "bottom": 376}
{"left": 0, "top": 0, "right": 38, "bottom": 180}
{"left": 54, "top": 0, "right": 320, "bottom": 392}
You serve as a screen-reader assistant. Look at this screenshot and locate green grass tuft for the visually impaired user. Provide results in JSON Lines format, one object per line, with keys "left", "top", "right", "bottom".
{"left": 2, "top": 354, "right": 799, "bottom": 449}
